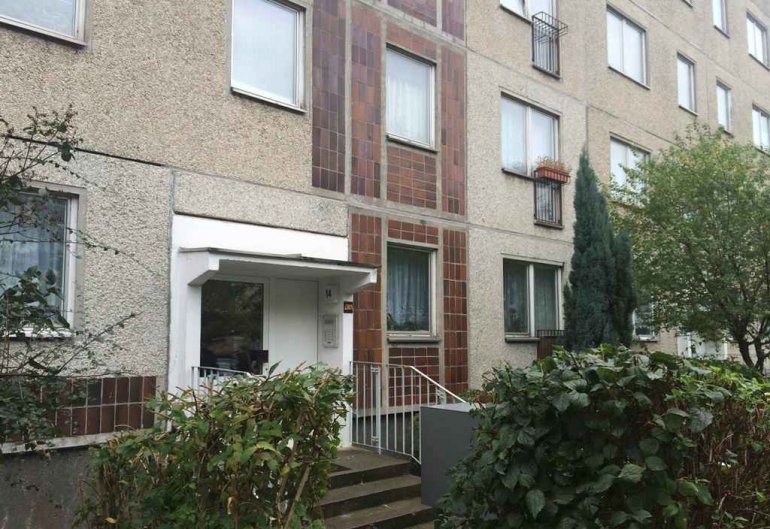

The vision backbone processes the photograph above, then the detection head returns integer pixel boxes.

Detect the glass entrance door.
[200,279,268,374]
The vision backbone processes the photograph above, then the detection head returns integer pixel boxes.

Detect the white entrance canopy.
[178,247,378,293]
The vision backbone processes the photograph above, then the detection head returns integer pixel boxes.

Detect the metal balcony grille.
[534,178,563,227]
[536,329,565,359]
[531,12,568,77]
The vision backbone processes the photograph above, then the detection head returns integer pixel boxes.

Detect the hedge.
[439,347,770,529]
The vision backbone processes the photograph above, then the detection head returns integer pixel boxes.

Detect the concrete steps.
[323,448,434,529]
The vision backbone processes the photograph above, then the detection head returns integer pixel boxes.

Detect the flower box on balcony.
[534,164,571,183]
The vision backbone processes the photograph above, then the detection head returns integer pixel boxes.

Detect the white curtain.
[534,267,557,331]
[387,49,432,145]
[232,0,298,104]
[606,10,624,72]
[716,85,731,129]
[0,195,67,307]
[387,247,430,331]
[531,109,556,163]
[0,0,77,36]
[623,19,645,82]
[504,261,528,333]
[677,57,694,110]
[501,98,527,174]
[500,0,525,16]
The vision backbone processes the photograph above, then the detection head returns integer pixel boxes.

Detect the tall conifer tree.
[564,152,635,349]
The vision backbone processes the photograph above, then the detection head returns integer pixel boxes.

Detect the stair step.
[319,475,422,518]
[330,449,412,489]
[324,497,434,529]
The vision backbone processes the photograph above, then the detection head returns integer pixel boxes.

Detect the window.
[500,0,554,19]
[716,82,732,131]
[712,0,728,33]
[610,138,649,191]
[231,0,304,108]
[387,245,433,333]
[0,191,77,322]
[386,48,435,147]
[677,55,696,112]
[201,280,267,373]
[504,260,560,337]
[633,303,657,341]
[0,0,86,41]
[747,14,768,65]
[753,106,770,151]
[501,96,558,175]
[606,8,647,84]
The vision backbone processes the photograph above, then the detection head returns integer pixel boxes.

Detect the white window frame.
[500,0,556,19]
[712,0,728,34]
[385,47,436,149]
[386,243,437,339]
[716,82,732,132]
[501,95,560,176]
[747,13,769,66]
[610,137,649,193]
[230,0,306,110]
[677,54,697,113]
[0,0,87,44]
[503,259,562,339]
[753,106,770,151]
[5,191,79,335]
[606,7,648,85]
[632,303,658,342]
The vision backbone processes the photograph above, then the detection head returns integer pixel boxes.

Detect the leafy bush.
[439,347,770,529]
[76,366,352,529]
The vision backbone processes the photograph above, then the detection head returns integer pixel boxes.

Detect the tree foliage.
[76,366,352,529]
[0,108,133,450]
[616,128,770,370]
[564,152,636,350]
[439,347,770,529]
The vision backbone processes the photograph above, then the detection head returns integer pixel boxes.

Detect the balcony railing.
[531,12,568,77]
[536,329,565,359]
[534,177,563,227]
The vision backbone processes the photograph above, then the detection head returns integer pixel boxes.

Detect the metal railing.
[534,178,563,227]
[351,361,466,464]
[531,12,568,77]
[190,366,253,392]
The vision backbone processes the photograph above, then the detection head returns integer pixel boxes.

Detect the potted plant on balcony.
[534,158,572,183]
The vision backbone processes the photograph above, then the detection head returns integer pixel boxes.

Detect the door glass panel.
[201,280,267,374]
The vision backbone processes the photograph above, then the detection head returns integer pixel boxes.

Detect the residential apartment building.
[0,0,769,524]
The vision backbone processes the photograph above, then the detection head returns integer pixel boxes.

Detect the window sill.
[532,64,561,80]
[718,126,733,137]
[7,327,74,341]
[386,134,438,154]
[499,5,532,24]
[714,25,730,38]
[608,66,650,90]
[230,86,307,114]
[749,54,770,71]
[502,167,534,180]
[678,105,698,117]
[635,336,659,343]
[534,219,564,230]
[387,334,441,344]
[505,335,540,343]
[0,17,86,47]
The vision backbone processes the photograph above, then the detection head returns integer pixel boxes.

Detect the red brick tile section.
[388,0,437,26]
[387,23,437,60]
[387,145,438,209]
[312,0,346,192]
[387,219,439,245]
[441,46,466,215]
[351,214,383,363]
[54,375,157,438]
[351,5,382,198]
[443,229,468,393]
[442,0,465,40]
[389,347,440,406]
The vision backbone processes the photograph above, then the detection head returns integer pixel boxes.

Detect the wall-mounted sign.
[343,301,354,313]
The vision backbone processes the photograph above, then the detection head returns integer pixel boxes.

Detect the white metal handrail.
[190,366,253,392]
[351,361,467,464]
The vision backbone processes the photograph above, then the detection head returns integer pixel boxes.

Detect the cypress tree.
[564,151,635,350]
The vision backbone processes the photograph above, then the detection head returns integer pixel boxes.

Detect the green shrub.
[439,347,770,529]
[76,366,352,529]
